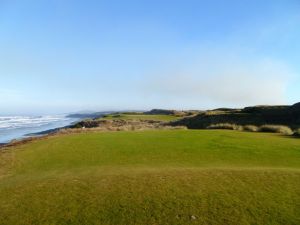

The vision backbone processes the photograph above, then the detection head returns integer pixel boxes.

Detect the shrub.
[243,125,259,132]
[259,125,293,135]
[207,123,243,131]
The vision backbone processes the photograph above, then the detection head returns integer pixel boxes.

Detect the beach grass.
[0,130,299,225]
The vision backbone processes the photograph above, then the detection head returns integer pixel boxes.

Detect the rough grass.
[102,113,178,121]
[0,130,300,225]
[207,123,243,131]
[208,123,293,135]
[259,125,293,135]
[243,125,259,132]
[294,128,300,136]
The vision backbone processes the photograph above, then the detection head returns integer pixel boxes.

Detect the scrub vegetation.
[102,113,179,121]
[207,123,294,135]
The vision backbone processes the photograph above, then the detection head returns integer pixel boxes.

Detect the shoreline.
[0,119,81,148]
[0,125,71,149]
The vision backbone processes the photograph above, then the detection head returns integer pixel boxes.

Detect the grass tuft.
[205,123,294,136]
[293,128,300,137]
[207,123,243,131]
[243,125,259,132]
[259,125,293,135]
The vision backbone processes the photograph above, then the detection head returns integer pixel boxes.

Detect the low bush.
[259,125,293,135]
[207,123,243,131]
[243,125,259,132]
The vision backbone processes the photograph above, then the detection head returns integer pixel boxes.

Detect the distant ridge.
[66,111,115,119]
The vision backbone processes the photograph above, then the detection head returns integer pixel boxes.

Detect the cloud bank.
[141,50,293,109]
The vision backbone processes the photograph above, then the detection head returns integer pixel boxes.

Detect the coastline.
[0,112,111,148]
[0,118,81,148]
[0,124,71,149]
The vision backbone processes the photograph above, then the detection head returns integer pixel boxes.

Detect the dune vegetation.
[0,129,299,225]
[206,123,295,135]
[101,113,179,121]
[293,128,300,137]
[172,103,300,129]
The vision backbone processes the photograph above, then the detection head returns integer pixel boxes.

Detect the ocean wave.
[0,115,69,130]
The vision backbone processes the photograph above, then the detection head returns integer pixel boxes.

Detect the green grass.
[0,130,300,225]
[102,113,178,121]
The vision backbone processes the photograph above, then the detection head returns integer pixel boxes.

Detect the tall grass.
[294,128,300,137]
[207,123,243,131]
[259,125,293,135]
[207,124,293,135]
[243,125,259,132]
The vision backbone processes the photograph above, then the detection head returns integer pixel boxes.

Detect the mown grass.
[102,113,178,121]
[0,130,300,225]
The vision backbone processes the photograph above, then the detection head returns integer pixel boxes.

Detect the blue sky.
[0,0,299,114]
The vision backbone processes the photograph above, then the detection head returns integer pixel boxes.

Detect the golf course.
[2,1,300,224]
[0,129,299,225]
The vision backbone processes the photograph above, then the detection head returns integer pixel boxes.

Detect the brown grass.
[243,125,259,132]
[207,123,243,131]
[206,123,294,136]
[294,128,300,137]
[259,125,293,135]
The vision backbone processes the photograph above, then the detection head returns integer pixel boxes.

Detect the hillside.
[172,102,300,129]
[70,113,181,130]
[67,103,300,135]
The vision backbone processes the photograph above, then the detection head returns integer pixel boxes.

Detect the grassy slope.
[102,113,178,121]
[0,130,300,225]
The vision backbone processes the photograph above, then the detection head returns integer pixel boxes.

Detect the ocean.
[0,115,79,144]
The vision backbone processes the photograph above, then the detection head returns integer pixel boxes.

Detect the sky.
[0,0,299,115]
